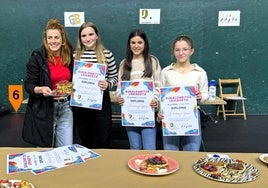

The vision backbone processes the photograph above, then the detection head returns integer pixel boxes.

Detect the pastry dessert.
[221,160,246,178]
[139,154,169,173]
[19,180,32,188]
[197,158,246,179]
[200,159,224,173]
[55,80,73,95]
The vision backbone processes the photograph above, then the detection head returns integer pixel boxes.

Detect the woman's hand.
[98,80,108,90]
[34,86,52,97]
[117,97,125,106]
[195,88,202,100]
[157,111,164,123]
[150,99,158,109]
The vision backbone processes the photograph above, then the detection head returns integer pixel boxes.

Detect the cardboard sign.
[8,85,23,112]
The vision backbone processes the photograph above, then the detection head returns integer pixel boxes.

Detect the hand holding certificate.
[160,86,200,136]
[120,81,155,127]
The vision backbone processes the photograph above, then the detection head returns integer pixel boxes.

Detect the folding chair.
[217,78,247,120]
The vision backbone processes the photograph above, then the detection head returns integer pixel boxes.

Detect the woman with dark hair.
[23,18,74,147]
[116,29,161,150]
[73,22,118,149]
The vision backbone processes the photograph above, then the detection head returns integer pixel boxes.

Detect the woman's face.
[46,29,62,56]
[80,27,98,50]
[130,36,145,57]
[173,40,194,63]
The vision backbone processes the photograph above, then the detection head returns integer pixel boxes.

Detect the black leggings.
[73,91,112,149]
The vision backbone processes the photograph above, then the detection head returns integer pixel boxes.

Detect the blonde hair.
[43,18,72,66]
[74,22,107,64]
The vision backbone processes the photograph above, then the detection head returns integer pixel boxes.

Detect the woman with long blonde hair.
[73,22,118,148]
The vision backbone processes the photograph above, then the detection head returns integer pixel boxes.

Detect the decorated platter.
[0,179,35,188]
[259,154,268,164]
[128,154,179,176]
[193,157,259,183]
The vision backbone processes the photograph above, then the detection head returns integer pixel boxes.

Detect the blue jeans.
[162,134,201,151]
[126,126,157,150]
[53,101,73,147]
[162,111,201,151]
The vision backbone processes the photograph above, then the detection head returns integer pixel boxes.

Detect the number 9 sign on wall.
[8,85,23,112]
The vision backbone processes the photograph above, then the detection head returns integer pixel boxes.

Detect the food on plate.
[226,162,245,171]
[196,158,248,180]
[194,158,259,183]
[263,156,268,162]
[200,163,218,172]
[137,154,169,173]
[128,154,179,176]
[19,180,32,188]
[221,160,246,178]
[207,160,225,166]
[55,80,73,95]
[200,159,225,173]
[0,179,10,187]
[0,179,33,188]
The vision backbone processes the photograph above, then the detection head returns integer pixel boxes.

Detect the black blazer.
[22,46,73,147]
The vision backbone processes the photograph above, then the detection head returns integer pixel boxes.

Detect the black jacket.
[22,46,73,147]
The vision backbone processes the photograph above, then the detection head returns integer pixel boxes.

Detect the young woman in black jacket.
[23,19,74,147]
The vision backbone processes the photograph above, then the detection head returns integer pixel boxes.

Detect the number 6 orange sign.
[8,85,23,112]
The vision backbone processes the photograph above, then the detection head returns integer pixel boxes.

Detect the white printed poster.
[160,86,199,136]
[70,60,106,110]
[120,81,155,127]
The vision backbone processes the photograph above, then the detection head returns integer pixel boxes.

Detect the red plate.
[128,154,179,176]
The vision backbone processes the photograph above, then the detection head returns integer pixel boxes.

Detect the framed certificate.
[160,86,199,136]
[120,81,155,127]
[70,60,106,110]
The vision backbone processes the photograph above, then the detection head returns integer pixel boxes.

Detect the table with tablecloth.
[0,148,267,188]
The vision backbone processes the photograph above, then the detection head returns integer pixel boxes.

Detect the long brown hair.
[121,29,153,80]
[42,18,72,66]
[74,22,107,64]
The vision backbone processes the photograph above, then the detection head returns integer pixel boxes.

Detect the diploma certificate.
[120,81,155,127]
[7,144,101,175]
[70,60,106,110]
[160,86,199,136]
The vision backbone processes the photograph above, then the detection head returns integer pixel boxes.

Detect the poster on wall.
[218,10,240,27]
[64,12,85,27]
[139,9,161,24]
